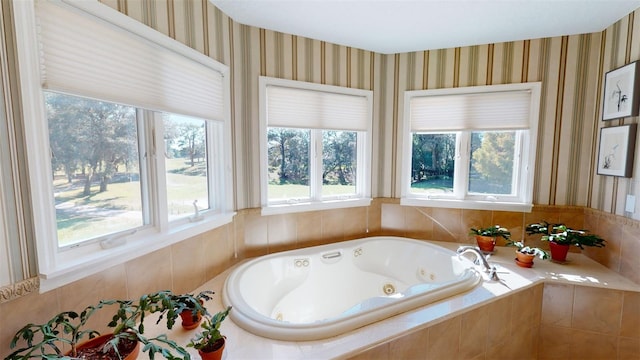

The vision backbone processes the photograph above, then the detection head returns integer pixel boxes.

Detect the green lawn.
[54,157,208,246]
[268,184,356,199]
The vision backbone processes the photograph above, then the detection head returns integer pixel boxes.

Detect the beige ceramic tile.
[171,234,208,294]
[572,286,623,335]
[388,327,428,359]
[511,285,542,328]
[462,209,492,232]
[492,210,525,244]
[343,206,369,240]
[296,210,323,247]
[486,295,512,347]
[432,207,463,242]
[243,211,269,257]
[459,304,489,359]
[588,215,622,272]
[203,225,235,280]
[620,225,640,285]
[557,208,585,230]
[1,289,60,358]
[620,291,640,339]
[380,203,405,236]
[125,247,173,299]
[537,325,572,360]
[427,317,461,359]
[267,213,298,252]
[618,337,640,360]
[541,283,574,327]
[569,329,617,359]
[58,264,128,334]
[322,208,346,242]
[348,343,389,360]
[404,206,434,240]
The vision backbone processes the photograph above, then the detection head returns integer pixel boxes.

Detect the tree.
[267,128,309,185]
[322,131,356,185]
[46,92,138,195]
[471,131,515,192]
[411,133,456,182]
[175,122,205,167]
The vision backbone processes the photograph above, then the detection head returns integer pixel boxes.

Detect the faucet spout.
[456,245,493,273]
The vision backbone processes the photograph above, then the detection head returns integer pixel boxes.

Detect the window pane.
[46,92,143,246]
[267,128,310,201]
[469,131,516,195]
[410,133,456,194]
[163,114,209,221]
[322,131,357,196]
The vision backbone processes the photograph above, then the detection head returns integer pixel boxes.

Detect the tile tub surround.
[143,240,638,360]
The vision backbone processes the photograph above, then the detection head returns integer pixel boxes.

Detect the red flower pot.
[180,299,205,330]
[549,241,570,262]
[198,338,226,360]
[67,333,140,360]
[475,235,496,253]
[514,251,535,268]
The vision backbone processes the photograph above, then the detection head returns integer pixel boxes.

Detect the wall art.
[597,124,637,177]
[602,61,640,120]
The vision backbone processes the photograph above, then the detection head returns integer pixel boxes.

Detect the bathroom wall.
[96,0,640,214]
[1,0,640,357]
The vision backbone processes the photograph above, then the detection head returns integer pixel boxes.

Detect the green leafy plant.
[172,290,214,325]
[7,290,214,360]
[507,240,549,259]
[187,306,232,353]
[526,221,605,249]
[469,225,511,240]
[8,304,104,359]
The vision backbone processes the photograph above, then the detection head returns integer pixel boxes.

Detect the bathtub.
[222,236,482,341]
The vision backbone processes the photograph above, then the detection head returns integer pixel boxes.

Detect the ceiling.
[209,0,640,54]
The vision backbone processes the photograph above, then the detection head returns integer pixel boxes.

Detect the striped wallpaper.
[101,0,640,219]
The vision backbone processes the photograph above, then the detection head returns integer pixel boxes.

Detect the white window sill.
[400,197,532,212]
[262,198,372,216]
[38,212,236,292]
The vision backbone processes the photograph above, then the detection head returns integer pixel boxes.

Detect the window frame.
[401,83,541,212]
[13,0,235,291]
[259,76,373,215]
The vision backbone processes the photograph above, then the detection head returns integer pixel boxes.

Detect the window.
[401,83,541,211]
[14,0,233,290]
[259,77,373,214]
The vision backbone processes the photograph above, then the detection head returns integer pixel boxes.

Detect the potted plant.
[526,221,605,262]
[7,290,211,360]
[174,290,214,330]
[507,240,549,268]
[469,225,511,253]
[188,306,232,360]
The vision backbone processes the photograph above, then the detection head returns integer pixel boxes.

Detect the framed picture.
[602,61,640,120]
[597,124,637,177]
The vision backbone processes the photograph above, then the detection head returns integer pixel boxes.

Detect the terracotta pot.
[198,338,226,360]
[514,251,535,268]
[180,300,205,330]
[475,235,496,253]
[549,241,570,262]
[68,333,140,360]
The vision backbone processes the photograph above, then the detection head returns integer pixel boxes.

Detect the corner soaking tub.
[222,236,482,341]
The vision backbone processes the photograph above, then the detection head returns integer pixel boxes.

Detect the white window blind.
[266,85,370,131]
[35,0,225,121]
[410,90,532,131]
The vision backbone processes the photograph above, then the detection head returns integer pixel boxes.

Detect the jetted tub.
[222,236,482,341]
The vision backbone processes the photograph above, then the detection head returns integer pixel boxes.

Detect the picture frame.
[602,61,640,120]
[597,124,637,177]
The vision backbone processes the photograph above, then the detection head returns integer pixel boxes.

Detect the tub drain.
[382,283,396,295]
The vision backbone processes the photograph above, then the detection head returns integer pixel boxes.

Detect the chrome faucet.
[456,245,500,281]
